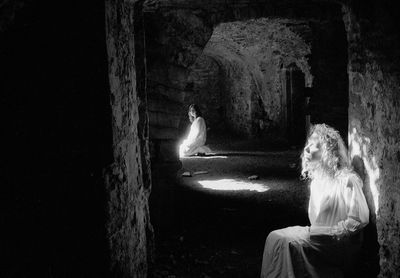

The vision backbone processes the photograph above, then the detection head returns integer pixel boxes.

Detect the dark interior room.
[2,0,399,277]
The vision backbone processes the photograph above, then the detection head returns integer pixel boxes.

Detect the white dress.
[260,171,369,278]
[179,117,211,157]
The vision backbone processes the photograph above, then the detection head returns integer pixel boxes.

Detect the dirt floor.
[150,138,310,278]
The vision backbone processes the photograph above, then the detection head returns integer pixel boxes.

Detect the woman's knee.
[266,229,290,246]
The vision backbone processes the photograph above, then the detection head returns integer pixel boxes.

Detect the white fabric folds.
[261,171,369,278]
[179,117,211,157]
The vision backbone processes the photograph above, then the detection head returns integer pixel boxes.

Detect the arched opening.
[180,18,313,150]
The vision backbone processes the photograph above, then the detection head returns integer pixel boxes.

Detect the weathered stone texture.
[180,54,223,133]
[345,2,400,277]
[223,55,255,136]
[143,9,212,232]
[144,8,213,166]
[180,18,312,138]
[214,19,312,137]
[105,1,152,277]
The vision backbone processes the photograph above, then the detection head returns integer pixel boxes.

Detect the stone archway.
[181,18,313,140]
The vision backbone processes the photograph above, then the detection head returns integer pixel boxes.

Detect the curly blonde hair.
[301,124,350,179]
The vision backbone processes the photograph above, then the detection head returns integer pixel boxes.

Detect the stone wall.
[182,45,265,138]
[180,54,223,135]
[187,44,266,137]
[309,16,349,139]
[344,1,400,276]
[222,53,255,136]
[143,7,213,232]
[144,7,212,154]
[105,1,153,277]
[181,18,312,138]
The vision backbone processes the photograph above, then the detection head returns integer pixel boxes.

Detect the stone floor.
[150,141,310,277]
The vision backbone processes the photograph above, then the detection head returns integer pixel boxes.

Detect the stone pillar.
[105,1,152,277]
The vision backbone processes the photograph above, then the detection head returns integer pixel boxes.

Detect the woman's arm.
[310,174,369,241]
[332,174,369,239]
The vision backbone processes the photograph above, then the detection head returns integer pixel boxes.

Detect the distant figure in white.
[179,104,211,158]
[260,124,370,278]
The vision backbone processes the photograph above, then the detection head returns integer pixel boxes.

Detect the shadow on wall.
[349,127,380,276]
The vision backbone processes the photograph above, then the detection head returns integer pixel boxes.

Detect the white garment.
[179,117,210,157]
[260,171,369,278]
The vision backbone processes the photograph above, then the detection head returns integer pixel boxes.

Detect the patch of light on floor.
[182,154,228,159]
[198,178,269,192]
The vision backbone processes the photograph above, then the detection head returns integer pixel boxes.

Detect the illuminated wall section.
[345,3,400,276]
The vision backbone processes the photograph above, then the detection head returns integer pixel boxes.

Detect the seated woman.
[260,124,369,278]
[179,104,211,158]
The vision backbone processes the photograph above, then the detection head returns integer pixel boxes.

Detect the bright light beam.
[198,178,270,192]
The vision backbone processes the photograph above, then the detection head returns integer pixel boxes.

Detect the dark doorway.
[286,64,306,147]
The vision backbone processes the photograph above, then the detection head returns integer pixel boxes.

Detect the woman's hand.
[309,225,336,242]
